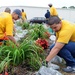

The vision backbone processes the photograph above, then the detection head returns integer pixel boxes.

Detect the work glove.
[42,60,48,67]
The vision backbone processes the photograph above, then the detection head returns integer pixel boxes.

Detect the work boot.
[62,66,75,73]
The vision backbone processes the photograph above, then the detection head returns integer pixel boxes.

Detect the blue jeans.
[50,41,75,67]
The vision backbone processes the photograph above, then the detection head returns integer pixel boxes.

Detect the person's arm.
[46,42,65,62]
[25,15,27,19]
[7,35,19,47]
[13,25,16,33]
[13,25,16,36]
[25,13,27,19]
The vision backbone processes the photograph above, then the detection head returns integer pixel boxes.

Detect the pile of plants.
[0,37,45,74]
[15,21,30,29]
[21,22,30,29]
[0,23,51,74]
[27,24,50,40]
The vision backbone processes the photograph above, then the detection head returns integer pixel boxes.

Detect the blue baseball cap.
[13,9,22,18]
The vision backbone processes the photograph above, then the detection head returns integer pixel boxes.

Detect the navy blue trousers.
[50,42,75,67]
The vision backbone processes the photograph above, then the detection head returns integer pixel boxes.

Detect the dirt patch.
[8,63,75,75]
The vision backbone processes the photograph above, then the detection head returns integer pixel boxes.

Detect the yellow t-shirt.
[0,12,13,39]
[50,6,58,16]
[56,20,75,44]
[22,12,27,20]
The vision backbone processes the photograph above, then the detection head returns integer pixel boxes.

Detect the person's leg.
[64,42,75,58]
[49,43,55,51]
[58,48,75,66]
[58,42,75,66]
[48,43,55,54]
[49,42,75,66]
[49,42,75,72]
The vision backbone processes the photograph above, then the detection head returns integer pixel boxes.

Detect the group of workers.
[0,8,27,46]
[0,4,75,73]
[45,3,58,20]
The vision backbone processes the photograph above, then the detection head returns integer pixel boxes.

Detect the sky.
[0,0,75,8]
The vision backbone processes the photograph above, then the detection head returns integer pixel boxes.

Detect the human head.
[5,7,11,13]
[22,9,24,12]
[46,16,62,32]
[48,3,52,7]
[47,10,49,12]
[12,9,22,20]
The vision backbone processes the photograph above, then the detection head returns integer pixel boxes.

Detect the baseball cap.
[13,9,22,18]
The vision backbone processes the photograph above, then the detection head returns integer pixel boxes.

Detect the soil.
[8,66,36,75]
[8,61,75,75]
[8,60,75,75]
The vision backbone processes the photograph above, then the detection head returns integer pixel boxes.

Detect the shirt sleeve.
[57,29,73,44]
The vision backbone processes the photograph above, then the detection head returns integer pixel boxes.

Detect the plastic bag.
[50,56,62,64]
[36,66,62,75]
[48,63,60,70]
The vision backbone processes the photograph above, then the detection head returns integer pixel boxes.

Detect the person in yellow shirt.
[0,9,22,46]
[21,9,27,22]
[4,7,16,36]
[48,3,58,16]
[42,16,75,73]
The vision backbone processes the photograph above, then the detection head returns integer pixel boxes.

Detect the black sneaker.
[62,66,75,73]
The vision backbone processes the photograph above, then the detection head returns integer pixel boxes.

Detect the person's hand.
[42,60,48,67]
[16,43,19,47]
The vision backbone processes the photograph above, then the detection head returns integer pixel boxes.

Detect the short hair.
[22,9,24,12]
[47,10,49,12]
[5,7,11,13]
[48,3,52,7]
[47,16,61,25]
